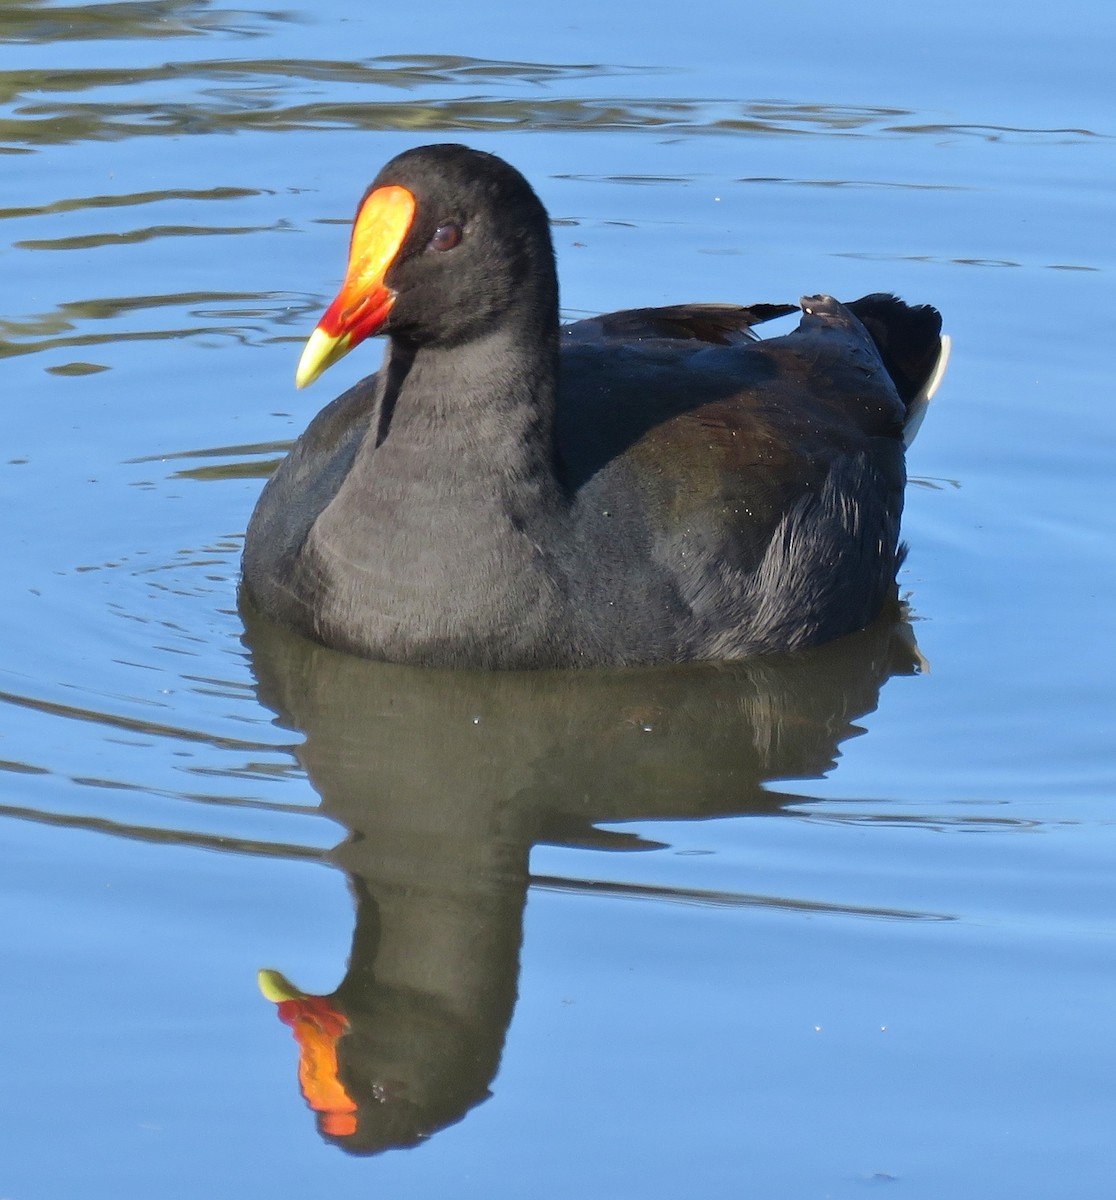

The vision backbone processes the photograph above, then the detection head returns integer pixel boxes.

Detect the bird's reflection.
[242,601,921,1154]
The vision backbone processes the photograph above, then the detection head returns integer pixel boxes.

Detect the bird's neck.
[294,313,572,665]
[375,318,563,503]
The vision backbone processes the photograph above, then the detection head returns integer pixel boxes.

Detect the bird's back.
[554,294,943,659]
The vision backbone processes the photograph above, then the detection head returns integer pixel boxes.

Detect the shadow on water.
[241,600,925,1154]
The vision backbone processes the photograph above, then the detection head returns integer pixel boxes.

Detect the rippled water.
[2,1,1115,1196]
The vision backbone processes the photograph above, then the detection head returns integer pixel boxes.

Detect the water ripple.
[0,0,292,44]
[4,52,1103,150]
[0,185,262,221]
[0,290,312,359]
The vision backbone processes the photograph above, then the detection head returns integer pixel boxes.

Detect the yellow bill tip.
[258,968,306,1003]
[295,326,351,390]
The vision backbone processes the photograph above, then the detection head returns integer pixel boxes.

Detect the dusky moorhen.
[242,144,948,669]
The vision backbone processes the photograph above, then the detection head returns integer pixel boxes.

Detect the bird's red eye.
[428,222,462,252]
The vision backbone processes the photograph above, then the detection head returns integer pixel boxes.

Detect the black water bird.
[242,144,949,668]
